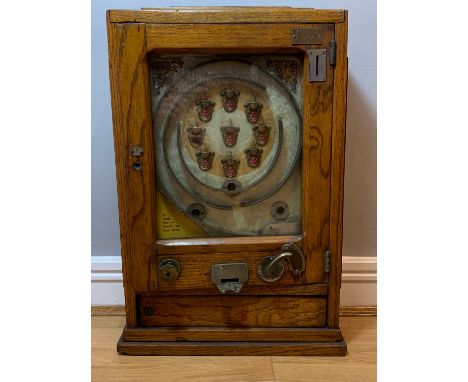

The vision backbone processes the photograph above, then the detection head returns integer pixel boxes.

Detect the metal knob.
[158,259,181,282]
[257,243,305,282]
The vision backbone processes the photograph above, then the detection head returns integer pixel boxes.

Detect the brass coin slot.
[211,263,249,294]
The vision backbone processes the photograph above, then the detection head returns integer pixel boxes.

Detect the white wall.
[91,0,377,262]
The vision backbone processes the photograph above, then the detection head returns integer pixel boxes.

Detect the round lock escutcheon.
[158,259,181,282]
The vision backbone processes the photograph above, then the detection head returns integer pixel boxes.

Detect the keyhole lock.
[307,48,327,82]
[257,243,305,282]
[132,161,143,171]
[158,259,181,282]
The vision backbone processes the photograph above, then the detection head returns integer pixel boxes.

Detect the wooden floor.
[92,316,376,381]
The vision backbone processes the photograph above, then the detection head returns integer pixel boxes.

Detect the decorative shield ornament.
[195,151,215,171]
[220,87,240,112]
[243,98,263,124]
[220,120,240,147]
[195,98,215,122]
[244,147,263,168]
[221,154,240,178]
[186,126,206,148]
[252,123,271,146]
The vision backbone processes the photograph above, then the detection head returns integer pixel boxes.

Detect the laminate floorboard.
[92,316,376,381]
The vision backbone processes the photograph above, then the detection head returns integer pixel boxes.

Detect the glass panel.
[150,55,303,238]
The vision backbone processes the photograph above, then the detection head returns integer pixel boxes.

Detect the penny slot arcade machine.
[107,7,348,355]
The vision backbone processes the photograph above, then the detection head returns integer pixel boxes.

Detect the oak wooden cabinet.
[107,7,348,356]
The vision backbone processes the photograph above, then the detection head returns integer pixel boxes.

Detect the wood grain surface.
[107,21,159,326]
[328,14,348,328]
[146,283,328,296]
[146,23,317,51]
[108,8,345,24]
[117,337,346,356]
[138,295,327,327]
[123,326,343,342]
[107,22,148,326]
[301,24,335,283]
[92,304,377,317]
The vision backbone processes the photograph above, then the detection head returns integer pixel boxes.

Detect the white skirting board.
[91,256,377,306]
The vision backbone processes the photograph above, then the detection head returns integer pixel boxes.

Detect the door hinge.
[324,250,331,273]
[329,40,337,67]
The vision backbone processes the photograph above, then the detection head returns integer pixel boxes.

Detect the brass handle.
[257,243,305,282]
[267,252,292,274]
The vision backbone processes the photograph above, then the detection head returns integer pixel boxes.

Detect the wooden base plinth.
[117,333,347,356]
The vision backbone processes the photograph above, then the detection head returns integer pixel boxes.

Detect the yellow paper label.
[156,192,205,239]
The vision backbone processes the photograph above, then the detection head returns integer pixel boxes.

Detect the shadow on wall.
[342,71,377,257]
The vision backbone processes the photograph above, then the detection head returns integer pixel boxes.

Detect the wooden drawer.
[157,252,302,292]
[138,295,327,328]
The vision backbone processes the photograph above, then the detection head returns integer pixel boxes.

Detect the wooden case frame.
[107,7,348,356]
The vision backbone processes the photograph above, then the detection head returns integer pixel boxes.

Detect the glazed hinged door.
[149,26,335,291]
[149,53,306,293]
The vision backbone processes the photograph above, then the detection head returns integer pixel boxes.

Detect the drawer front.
[138,295,327,328]
[157,252,302,292]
